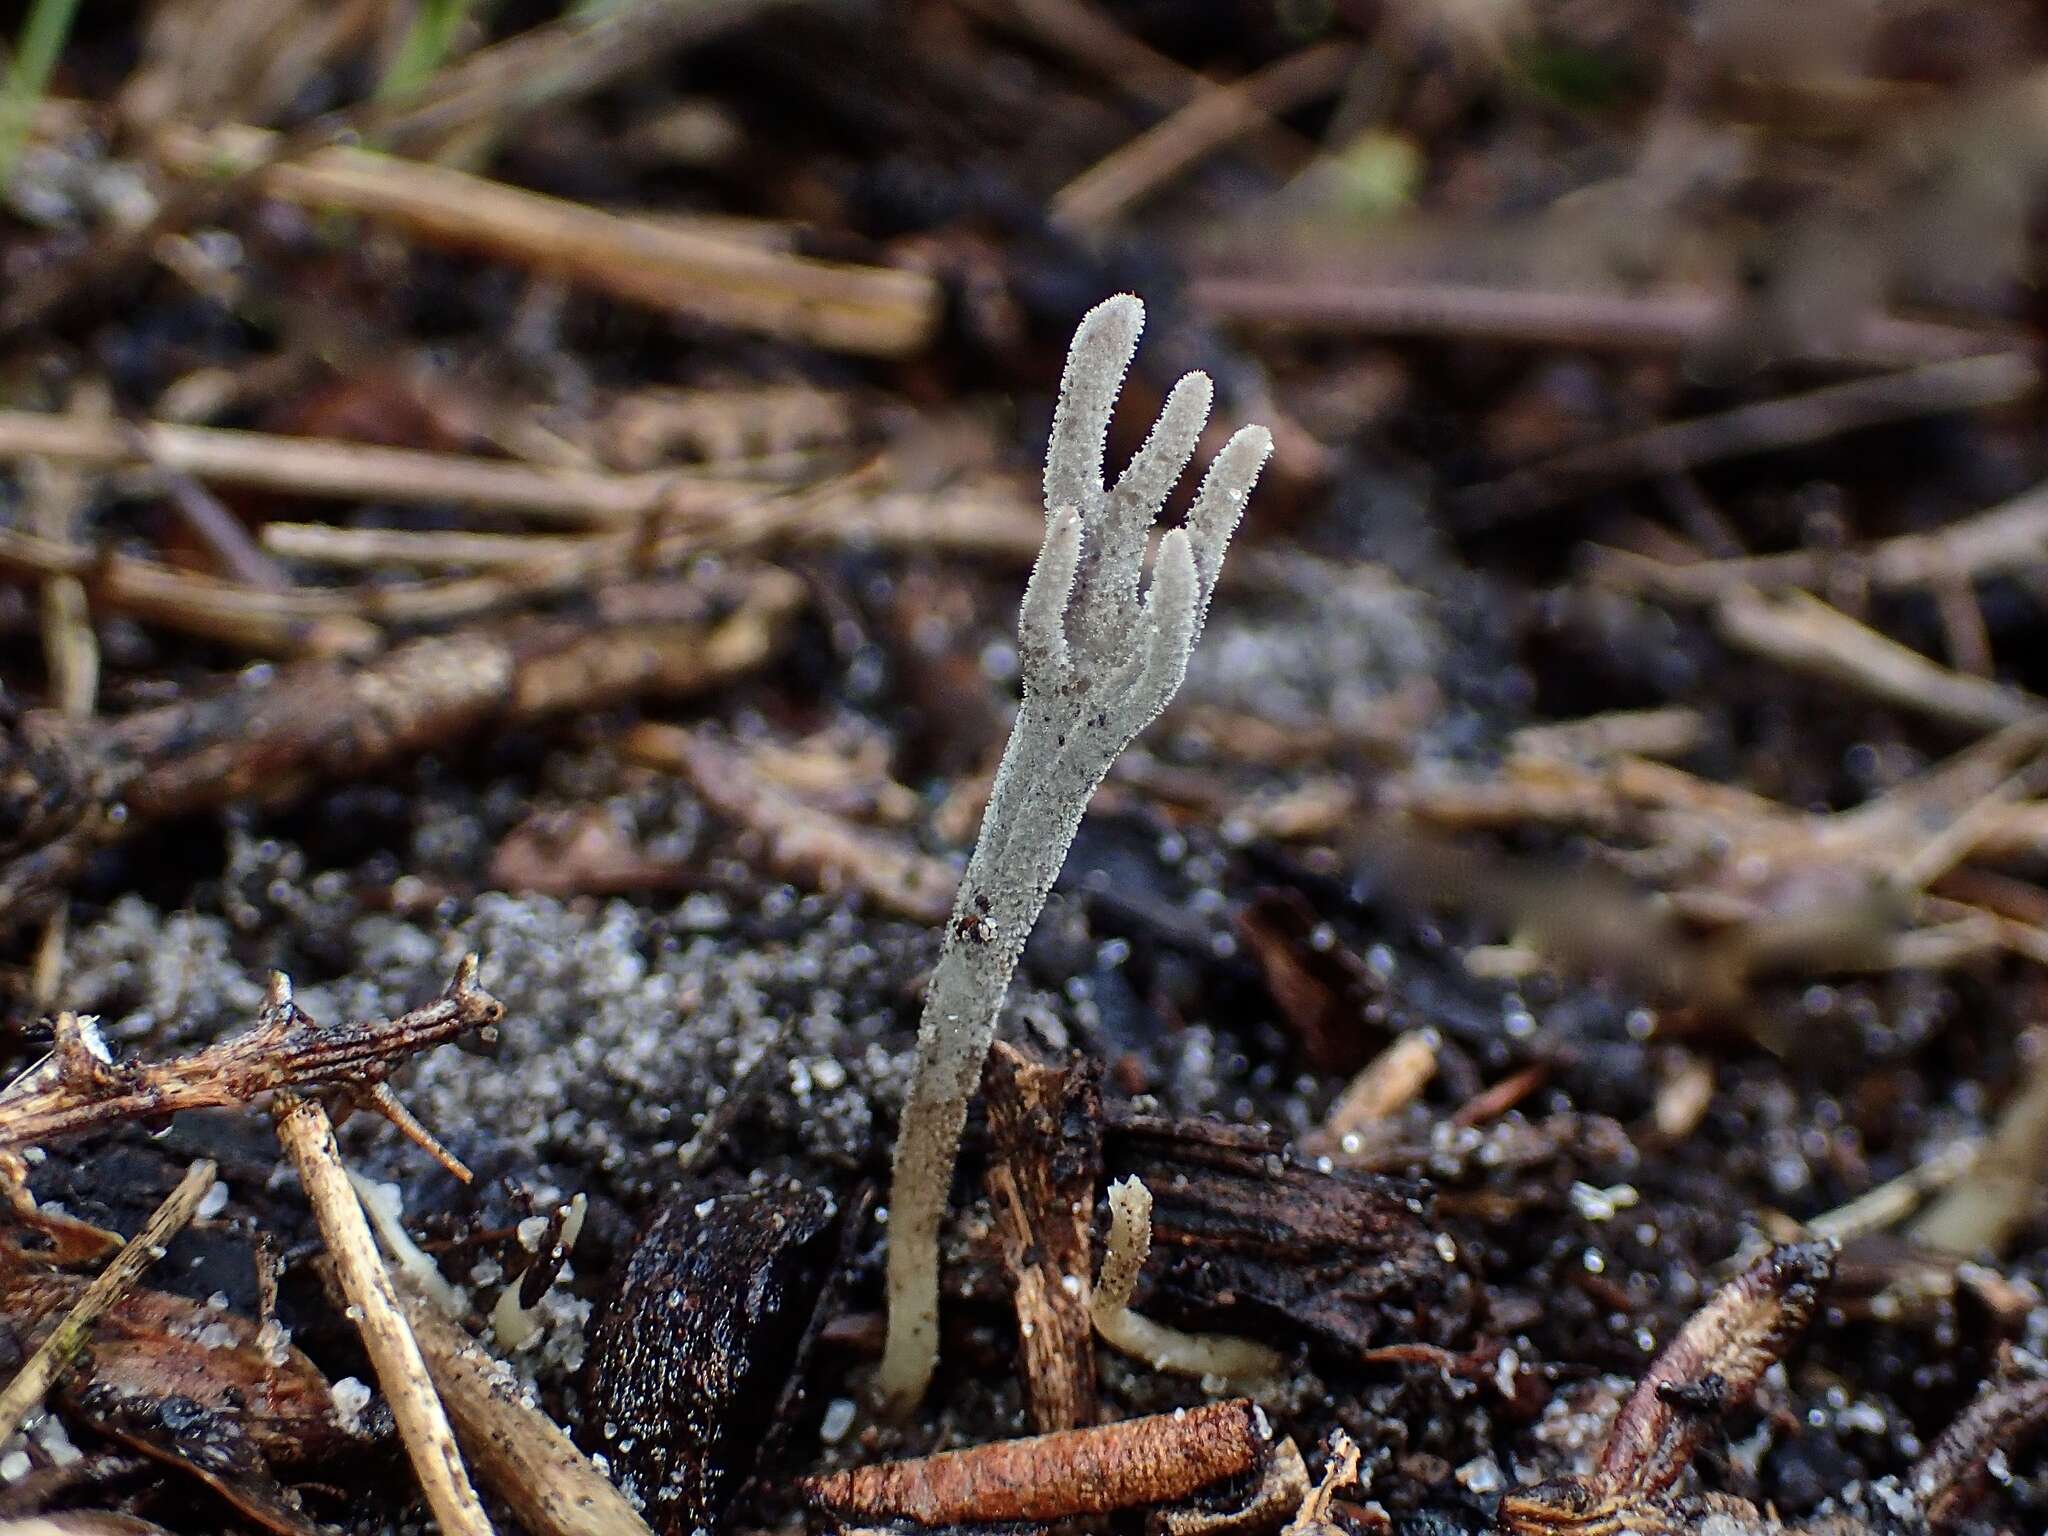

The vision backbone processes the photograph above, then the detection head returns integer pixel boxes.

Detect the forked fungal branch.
[1092,1175,1284,1389]
[876,294,1272,1413]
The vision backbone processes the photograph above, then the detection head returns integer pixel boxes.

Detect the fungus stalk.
[877,294,1273,1413]
[1092,1175,1284,1389]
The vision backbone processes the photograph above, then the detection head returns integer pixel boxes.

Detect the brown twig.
[0,0,794,340]
[1304,1031,1437,1159]
[0,571,802,935]
[1051,42,1356,229]
[0,409,733,524]
[1715,586,2044,733]
[0,959,502,1167]
[0,524,380,657]
[802,1398,1271,1525]
[0,1159,218,1443]
[262,524,589,571]
[624,722,956,922]
[272,1080,492,1536]
[1463,352,2039,524]
[961,0,1312,176]
[1910,1366,2048,1534]
[1910,1036,2048,1258]
[1590,477,2048,604]
[396,1284,653,1536]
[155,124,939,357]
[1192,277,2010,369]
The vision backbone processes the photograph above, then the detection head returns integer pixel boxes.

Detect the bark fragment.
[584,1185,842,1536]
[982,1041,1102,1432]
[803,1398,1272,1526]
[1105,1111,1475,1357]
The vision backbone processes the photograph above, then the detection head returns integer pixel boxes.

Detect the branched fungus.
[876,293,1272,1413]
[1092,1175,1285,1389]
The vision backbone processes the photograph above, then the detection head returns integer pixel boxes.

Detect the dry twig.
[156,124,940,357]
[1464,352,2038,524]
[1715,586,2045,733]
[624,723,957,922]
[0,959,501,1173]
[1052,42,1356,229]
[0,1159,217,1443]
[1495,1243,1834,1533]
[1590,477,2048,604]
[0,0,793,339]
[1911,1036,2048,1258]
[0,572,802,936]
[0,409,740,524]
[1193,277,2008,369]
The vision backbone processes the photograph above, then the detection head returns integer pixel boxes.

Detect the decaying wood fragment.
[0,571,800,938]
[1494,1242,1834,1535]
[1906,1363,2048,1533]
[1092,1176,1285,1388]
[1594,1241,1833,1502]
[1158,1435,1309,1536]
[1106,1112,1473,1358]
[585,1185,842,1536]
[0,959,501,1170]
[624,723,956,922]
[803,1398,1272,1526]
[397,1284,653,1536]
[69,1385,331,1536]
[1279,1430,1360,1536]
[982,1042,1102,1432]
[0,1160,216,1443]
[272,1079,492,1536]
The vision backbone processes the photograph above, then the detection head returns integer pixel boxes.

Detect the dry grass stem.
[1052,41,1355,229]
[0,408,735,524]
[1807,1138,1981,1245]
[156,124,940,356]
[0,0,790,338]
[272,1077,492,1536]
[963,0,1313,175]
[0,1158,217,1443]
[1715,586,2044,733]
[262,523,590,571]
[1193,277,2008,368]
[1911,1039,2048,1258]
[1305,1031,1438,1156]
[396,1284,654,1536]
[1465,352,2038,523]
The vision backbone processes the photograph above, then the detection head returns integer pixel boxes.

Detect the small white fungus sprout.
[876,294,1272,1413]
[1092,1175,1284,1389]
